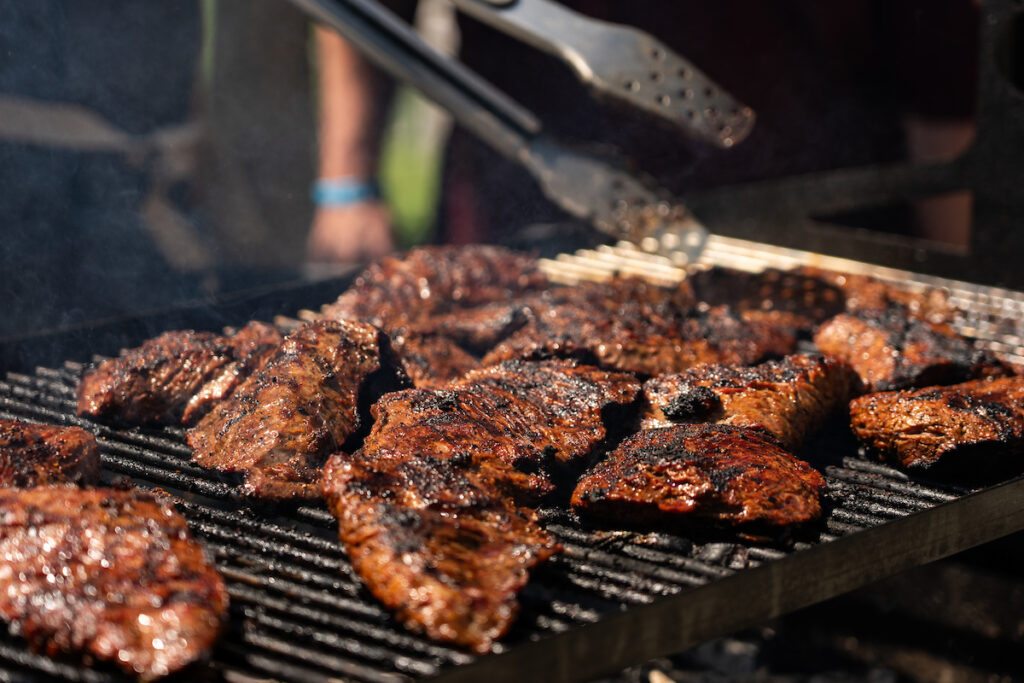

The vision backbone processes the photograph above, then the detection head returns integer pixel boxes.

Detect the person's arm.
[306,27,395,263]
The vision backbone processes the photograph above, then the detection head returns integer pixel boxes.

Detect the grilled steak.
[452,360,642,467]
[77,322,283,426]
[689,267,846,335]
[409,302,532,353]
[363,360,641,499]
[0,420,101,487]
[642,354,855,451]
[323,245,547,350]
[571,424,826,528]
[850,376,1024,471]
[0,488,227,677]
[813,307,1009,393]
[188,320,407,501]
[797,266,955,323]
[322,450,559,653]
[321,359,639,651]
[181,322,284,424]
[538,276,695,311]
[485,299,797,376]
[390,332,481,389]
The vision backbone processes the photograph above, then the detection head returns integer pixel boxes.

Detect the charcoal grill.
[2,241,1024,682]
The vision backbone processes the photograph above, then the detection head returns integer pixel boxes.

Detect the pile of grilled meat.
[7,244,1021,673]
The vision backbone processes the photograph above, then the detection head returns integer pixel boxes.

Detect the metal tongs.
[287,0,755,261]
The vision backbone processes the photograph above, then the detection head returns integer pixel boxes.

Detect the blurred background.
[3,0,1010,339]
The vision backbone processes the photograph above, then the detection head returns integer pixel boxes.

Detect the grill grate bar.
[0,640,120,683]
[227,582,470,666]
[238,604,441,677]
[825,467,961,504]
[216,636,406,683]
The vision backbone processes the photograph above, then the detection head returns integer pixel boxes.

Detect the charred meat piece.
[181,322,284,424]
[796,266,955,324]
[0,420,101,487]
[539,276,695,312]
[485,299,796,377]
[0,488,227,678]
[813,307,1009,393]
[322,451,558,653]
[571,424,826,528]
[409,302,532,353]
[77,322,283,426]
[364,360,641,499]
[390,332,481,389]
[689,267,846,335]
[323,245,548,350]
[454,360,642,467]
[642,354,856,451]
[187,320,408,501]
[368,360,641,472]
[321,359,637,651]
[850,376,1024,472]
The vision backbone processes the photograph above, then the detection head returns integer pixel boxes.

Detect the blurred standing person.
[306,0,980,263]
[305,28,396,264]
[0,1,203,336]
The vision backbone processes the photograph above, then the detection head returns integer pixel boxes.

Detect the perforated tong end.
[455,0,755,148]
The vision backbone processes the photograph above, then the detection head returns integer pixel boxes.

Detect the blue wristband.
[312,178,380,206]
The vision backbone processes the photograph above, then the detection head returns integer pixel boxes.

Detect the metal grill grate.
[2,246,1024,681]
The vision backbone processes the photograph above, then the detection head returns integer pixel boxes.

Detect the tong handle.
[452,0,755,148]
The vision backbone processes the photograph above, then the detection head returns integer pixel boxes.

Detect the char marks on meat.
[0,488,227,678]
[0,420,101,487]
[850,376,1024,471]
[642,354,856,451]
[77,322,284,426]
[181,322,285,424]
[321,360,639,652]
[390,332,481,388]
[361,360,642,501]
[814,306,1009,393]
[322,451,559,652]
[485,294,796,376]
[188,320,408,501]
[689,267,846,335]
[572,424,826,528]
[453,360,642,467]
[796,266,955,323]
[323,245,547,351]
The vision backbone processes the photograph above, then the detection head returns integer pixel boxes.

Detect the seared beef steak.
[689,267,846,335]
[642,354,856,451]
[850,376,1024,471]
[358,360,642,503]
[322,359,638,652]
[322,450,559,653]
[485,301,796,377]
[572,424,826,528]
[188,320,407,501]
[814,307,1008,393]
[796,266,955,323]
[0,420,101,487]
[77,322,283,426]
[181,322,284,424]
[323,245,547,350]
[0,488,227,678]
[390,332,481,389]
